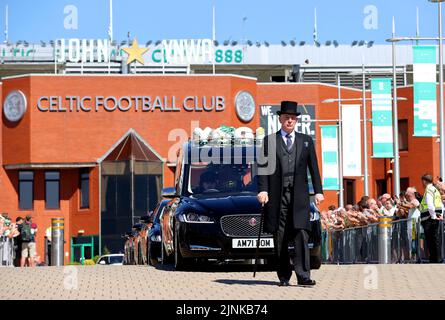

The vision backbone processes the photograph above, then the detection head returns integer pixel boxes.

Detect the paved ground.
[0,263,444,300]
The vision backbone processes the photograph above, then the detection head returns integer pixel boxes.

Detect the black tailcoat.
[258,131,323,233]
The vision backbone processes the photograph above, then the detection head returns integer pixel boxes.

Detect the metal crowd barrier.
[0,236,14,267]
[321,218,445,264]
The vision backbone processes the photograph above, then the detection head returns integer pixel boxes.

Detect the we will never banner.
[413,45,437,137]
[341,105,361,177]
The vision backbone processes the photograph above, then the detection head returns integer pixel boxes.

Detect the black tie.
[286,133,292,151]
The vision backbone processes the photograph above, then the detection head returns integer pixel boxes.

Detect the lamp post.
[429,0,445,180]
[362,64,369,196]
[392,17,401,197]
[337,74,344,208]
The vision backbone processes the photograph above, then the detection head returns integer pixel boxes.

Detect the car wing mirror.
[162,187,177,198]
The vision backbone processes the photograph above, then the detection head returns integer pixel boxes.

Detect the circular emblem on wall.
[3,90,27,122]
[235,91,255,122]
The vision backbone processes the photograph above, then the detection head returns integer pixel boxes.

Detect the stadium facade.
[0,40,441,261]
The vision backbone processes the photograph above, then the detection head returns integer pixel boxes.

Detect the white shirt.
[280,129,295,148]
[381,207,396,217]
[408,199,420,220]
[257,130,298,197]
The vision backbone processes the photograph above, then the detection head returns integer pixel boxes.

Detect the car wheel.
[174,230,192,271]
[141,238,148,265]
[139,243,144,265]
[148,240,157,266]
[131,247,136,265]
[147,240,152,266]
[161,232,170,265]
[136,245,141,265]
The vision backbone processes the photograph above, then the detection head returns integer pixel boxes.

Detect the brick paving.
[0,264,444,300]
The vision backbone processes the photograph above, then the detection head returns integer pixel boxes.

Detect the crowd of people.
[0,213,40,267]
[319,174,445,263]
[320,176,445,231]
[320,190,421,230]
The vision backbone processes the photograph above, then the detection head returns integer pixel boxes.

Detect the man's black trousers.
[273,186,311,282]
[422,218,442,263]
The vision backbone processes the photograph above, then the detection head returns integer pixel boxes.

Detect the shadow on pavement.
[153,262,275,273]
[214,279,278,286]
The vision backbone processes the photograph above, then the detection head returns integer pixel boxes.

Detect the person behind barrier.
[433,177,445,202]
[14,217,24,266]
[419,174,444,263]
[398,191,407,203]
[331,209,345,230]
[0,213,10,235]
[320,211,329,230]
[20,215,37,267]
[377,194,391,213]
[368,198,378,210]
[345,207,361,227]
[321,210,337,230]
[405,187,421,220]
[354,206,368,226]
[405,187,421,259]
[357,199,371,225]
[381,199,397,218]
[365,198,380,223]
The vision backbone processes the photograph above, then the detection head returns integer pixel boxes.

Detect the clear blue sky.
[0,0,441,44]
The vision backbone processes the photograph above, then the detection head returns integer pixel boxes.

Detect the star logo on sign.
[123,38,149,65]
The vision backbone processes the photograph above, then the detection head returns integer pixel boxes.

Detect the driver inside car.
[199,171,218,193]
[216,165,243,192]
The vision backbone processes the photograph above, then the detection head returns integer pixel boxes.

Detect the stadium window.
[400,178,409,193]
[376,179,387,197]
[80,169,90,209]
[45,171,60,210]
[398,119,408,151]
[343,179,356,206]
[18,171,34,210]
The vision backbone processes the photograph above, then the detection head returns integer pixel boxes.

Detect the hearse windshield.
[185,145,258,197]
[188,161,258,197]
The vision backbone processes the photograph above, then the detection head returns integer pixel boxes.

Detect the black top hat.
[276,101,301,116]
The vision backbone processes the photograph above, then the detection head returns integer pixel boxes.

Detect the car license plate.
[232,238,274,248]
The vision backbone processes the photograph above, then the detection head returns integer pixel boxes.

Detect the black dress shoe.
[278,279,290,287]
[297,279,316,287]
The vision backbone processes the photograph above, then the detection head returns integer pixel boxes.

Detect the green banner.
[371,78,394,158]
[413,45,437,137]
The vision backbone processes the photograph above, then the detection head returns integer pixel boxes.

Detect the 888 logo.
[215,49,243,63]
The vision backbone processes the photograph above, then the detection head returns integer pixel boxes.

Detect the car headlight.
[183,213,214,223]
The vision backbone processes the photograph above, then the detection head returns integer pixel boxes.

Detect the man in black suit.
[257,101,324,287]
